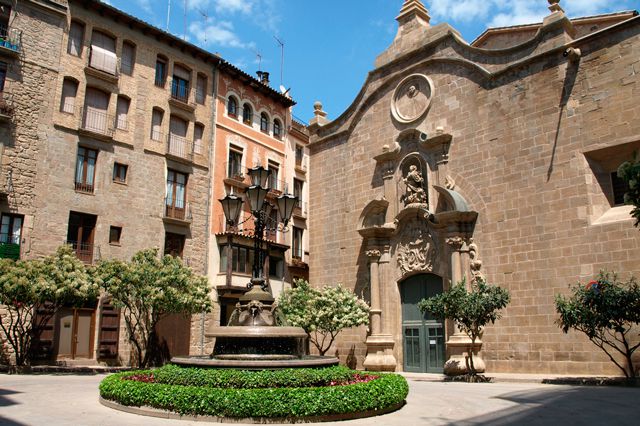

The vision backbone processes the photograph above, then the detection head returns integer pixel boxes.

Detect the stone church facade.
[307,1,640,374]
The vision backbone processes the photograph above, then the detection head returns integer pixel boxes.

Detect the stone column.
[363,248,397,372]
[443,236,485,375]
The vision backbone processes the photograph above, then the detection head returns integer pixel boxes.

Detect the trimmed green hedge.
[152,364,355,388]
[99,368,408,419]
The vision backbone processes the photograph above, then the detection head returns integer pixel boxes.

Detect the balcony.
[164,197,192,225]
[0,242,20,260]
[65,241,100,264]
[0,91,14,122]
[223,162,248,188]
[79,107,115,141]
[85,47,119,84]
[168,79,195,113]
[292,201,308,219]
[266,178,287,197]
[166,133,193,162]
[0,26,21,58]
[74,180,94,194]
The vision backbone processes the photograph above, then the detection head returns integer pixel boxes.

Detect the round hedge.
[99,366,408,419]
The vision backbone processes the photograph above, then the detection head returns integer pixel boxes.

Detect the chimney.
[261,72,270,86]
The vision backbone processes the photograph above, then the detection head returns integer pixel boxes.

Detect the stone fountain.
[172,286,339,369]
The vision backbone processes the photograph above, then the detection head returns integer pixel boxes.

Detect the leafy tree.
[418,278,510,377]
[617,154,640,227]
[95,249,211,368]
[279,280,370,356]
[0,245,98,367]
[556,272,640,379]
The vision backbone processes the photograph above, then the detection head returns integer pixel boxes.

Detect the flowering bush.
[617,153,640,227]
[279,280,370,356]
[0,245,99,367]
[556,272,640,379]
[95,248,212,368]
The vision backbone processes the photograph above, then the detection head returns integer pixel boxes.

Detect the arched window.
[260,112,269,133]
[60,77,78,113]
[273,119,282,139]
[227,96,238,118]
[242,103,253,124]
[155,54,168,87]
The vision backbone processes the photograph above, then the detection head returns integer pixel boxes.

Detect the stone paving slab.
[1,373,639,425]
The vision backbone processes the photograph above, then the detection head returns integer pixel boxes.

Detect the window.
[292,227,303,259]
[82,87,110,134]
[115,96,130,130]
[112,162,128,183]
[268,161,279,190]
[109,226,122,245]
[166,170,188,220]
[60,78,78,114]
[269,256,284,278]
[0,61,6,92]
[196,73,207,104]
[228,145,243,179]
[168,115,189,158]
[260,112,269,133]
[75,147,98,193]
[66,212,97,263]
[155,55,167,87]
[164,232,185,258]
[0,214,23,260]
[193,123,204,155]
[227,96,238,117]
[89,30,117,75]
[293,178,303,202]
[121,41,136,76]
[67,20,85,56]
[273,119,282,139]
[171,64,190,103]
[219,245,254,274]
[242,103,252,124]
[611,171,630,206]
[295,145,304,166]
[151,107,164,141]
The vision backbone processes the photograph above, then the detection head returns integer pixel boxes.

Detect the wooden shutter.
[97,298,120,359]
[31,303,56,361]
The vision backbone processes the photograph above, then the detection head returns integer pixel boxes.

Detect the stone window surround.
[225,91,284,142]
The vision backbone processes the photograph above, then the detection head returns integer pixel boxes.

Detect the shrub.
[100,368,408,419]
[152,364,355,388]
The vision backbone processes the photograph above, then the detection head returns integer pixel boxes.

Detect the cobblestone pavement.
[1,373,639,425]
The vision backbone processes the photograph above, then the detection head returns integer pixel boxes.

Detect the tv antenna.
[166,0,171,31]
[198,8,209,44]
[254,49,263,72]
[274,35,285,86]
[183,0,188,41]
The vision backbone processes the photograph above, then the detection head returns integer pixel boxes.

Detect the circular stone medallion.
[391,74,434,124]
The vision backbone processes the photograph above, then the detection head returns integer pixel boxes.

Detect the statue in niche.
[401,165,427,206]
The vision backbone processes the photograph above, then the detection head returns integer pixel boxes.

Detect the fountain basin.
[171,355,339,369]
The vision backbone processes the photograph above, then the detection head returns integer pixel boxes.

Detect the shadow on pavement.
[0,389,22,407]
[456,386,640,425]
[0,414,28,426]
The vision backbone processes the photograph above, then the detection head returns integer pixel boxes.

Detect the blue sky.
[102,0,640,122]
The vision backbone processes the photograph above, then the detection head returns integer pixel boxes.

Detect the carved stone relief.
[468,239,484,283]
[391,74,434,124]
[397,219,436,276]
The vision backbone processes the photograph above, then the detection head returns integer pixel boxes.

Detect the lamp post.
[219,165,298,292]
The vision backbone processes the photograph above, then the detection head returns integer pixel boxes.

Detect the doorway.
[55,308,95,359]
[400,273,446,373]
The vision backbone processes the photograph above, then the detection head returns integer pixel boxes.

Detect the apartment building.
[209,65,308,328]
[1,0,309,365]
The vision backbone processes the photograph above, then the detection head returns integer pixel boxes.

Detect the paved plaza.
[0,373,639,425]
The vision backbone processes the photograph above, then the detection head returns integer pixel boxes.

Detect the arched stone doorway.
[400,273,445,373]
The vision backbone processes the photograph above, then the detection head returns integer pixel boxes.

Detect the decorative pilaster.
[443,236,485,375]
[363,248,397,371]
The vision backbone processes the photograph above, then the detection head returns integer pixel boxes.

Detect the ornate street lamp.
[219,166,298,292]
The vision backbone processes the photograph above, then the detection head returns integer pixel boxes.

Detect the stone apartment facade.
[307,0,640,375]
[0,0,307,366]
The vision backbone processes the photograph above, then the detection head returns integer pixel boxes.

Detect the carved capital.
[366,249,382,259]
[446,236,464,250]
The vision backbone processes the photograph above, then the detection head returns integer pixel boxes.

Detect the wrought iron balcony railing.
[164,197,192,222]
[79,107,115,137]
[65,240,100,264]
[170,79,192,104]
[167,133,193,161]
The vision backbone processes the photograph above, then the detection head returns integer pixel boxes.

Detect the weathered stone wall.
[309,14,640,374]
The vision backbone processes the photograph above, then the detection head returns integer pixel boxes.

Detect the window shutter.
[196,75,206,104]
[194,124,204,154]
[60,79,78,113]
[97,299,121,359]
[121,42,135,75]
[68,21,84,56]
[90,31,117,75]
[173,65,190,80]
[116,97,129,130]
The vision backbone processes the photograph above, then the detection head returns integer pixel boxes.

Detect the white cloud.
[188,20,254,49]
[214,0,252,14]
[135,0,153,14]
[429,0,493,23]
